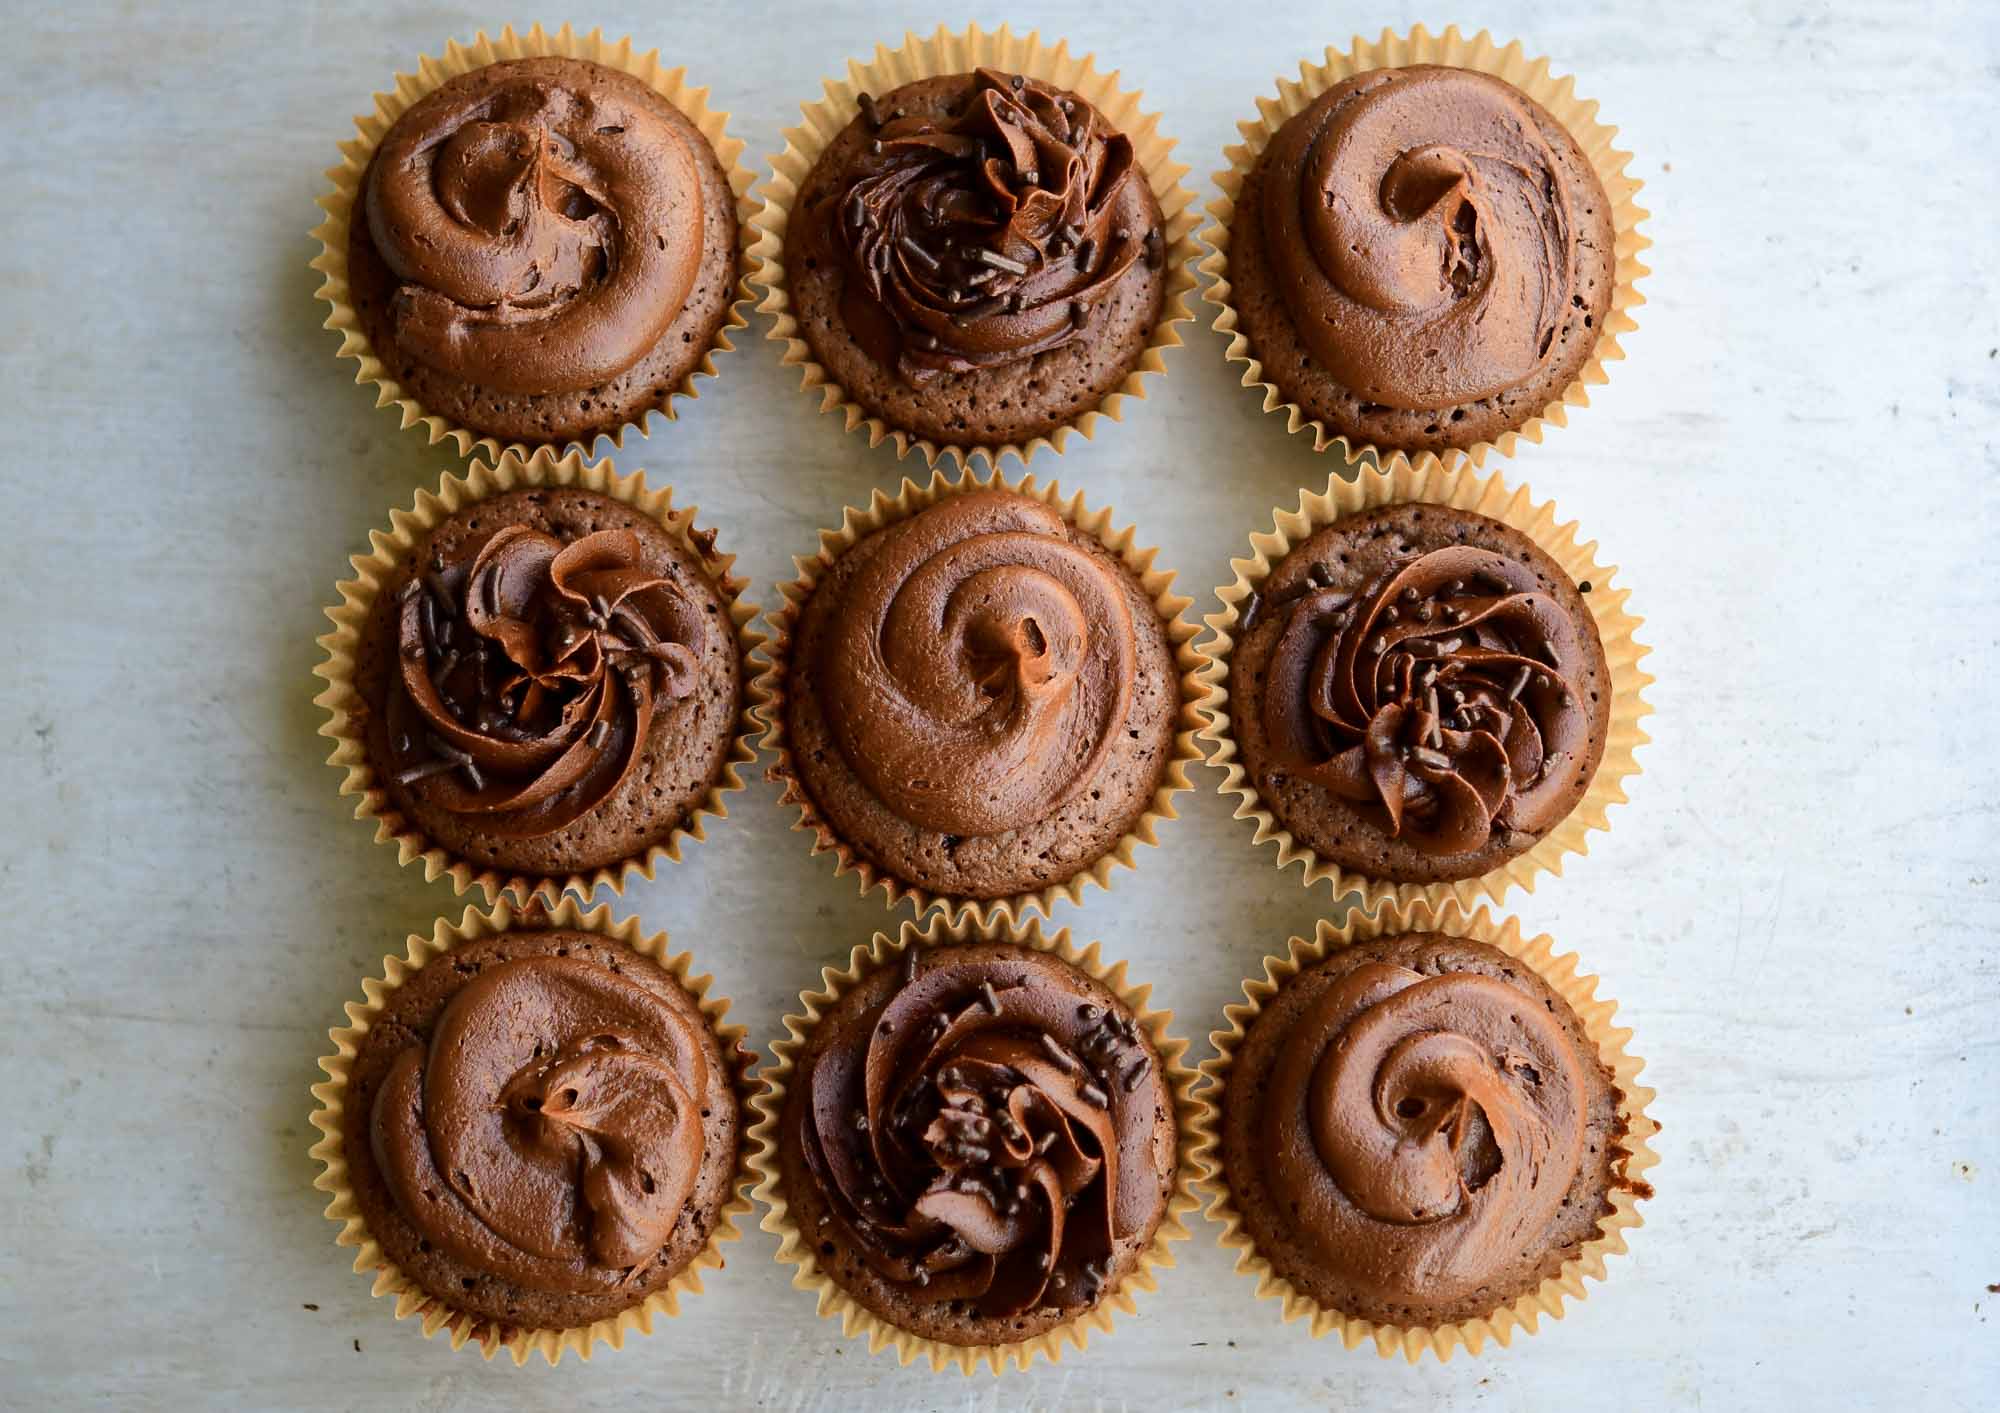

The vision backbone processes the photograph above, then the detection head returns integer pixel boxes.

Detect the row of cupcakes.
[313,22,1647,472]
[312,898,1656,1368]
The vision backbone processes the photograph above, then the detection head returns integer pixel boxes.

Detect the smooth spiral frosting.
[1261,66,1574,410]
[365,57,705,394]
[1260,543,1593,856]
[824,68,1159,383]
[370,954,712,1289]
[1260,947,1589,1304]
[817,490,1134,837]
[385,522,707,838]
[799,948,1161,1317]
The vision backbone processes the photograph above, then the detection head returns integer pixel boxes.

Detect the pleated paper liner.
[1190,897,1658,1362]
[751,22,1200,469]
[1200,24,1651,469]
[756,466,1204,925]
[307,898,757,1364]
[313,447,764,906]
[311,24,756,464]
[1197,459,1651,910]
[746,912,1202,1373]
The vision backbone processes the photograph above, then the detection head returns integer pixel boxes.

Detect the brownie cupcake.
[1195,900,1656,1360]
[762,476,1201,920]
[1204,26,1648,464]
[756,25,1198,465]
[310,901,753,1362]
[316,28,751,458]
[749,916,1198,1371]
[316,451,761,904]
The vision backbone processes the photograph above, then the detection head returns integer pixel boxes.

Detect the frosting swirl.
[826,68,1158,383]
[1261,66,1574,410]
[800,949,1160,1316]
[817,490,1134,837]
[1260,949,1589,1304]
[385,523,707,838]
[365,57,705,394]
[1260,543,1593,856]
[370,954,712,1289]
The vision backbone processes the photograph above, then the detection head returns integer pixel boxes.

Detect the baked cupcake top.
[1230,503,1609,883]
[1220,932,1627,1326]
[342,929,740,1328]
[777,941,1176,1346]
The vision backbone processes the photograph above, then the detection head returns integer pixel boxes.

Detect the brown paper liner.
[310,24,756,463]
[746,913,1202,1373]
[756,467,1204,924]
[750,22,1200,468]
[1190,897,1658,1362]
[307,898,756,1364]
[313,447,764,906]
[1200,24,1651,469]
[1197,459,1651,910]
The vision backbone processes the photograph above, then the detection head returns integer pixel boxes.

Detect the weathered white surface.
[1,0,1995,1407]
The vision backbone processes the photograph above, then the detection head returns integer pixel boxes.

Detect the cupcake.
[316,450,761,904]
[309,900,753,1362]
[1196,901,1656,1360]
[316,27,752,458]
[749,915,1199,1371]
[1200,461,1650,908]
[1204,26,1648,465]
[756,24,1199,465]
[761,474,1202,921]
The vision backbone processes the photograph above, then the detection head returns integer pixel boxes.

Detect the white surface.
[2,1,1995,1408]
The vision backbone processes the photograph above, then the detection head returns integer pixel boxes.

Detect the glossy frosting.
[365,57,706,394]
[816,490,1134,837]
[799,947,1161,1316]
[822,68,1157,383]
[1259,543,1593,856]
[1261,65,1575,410]
[384,523,707,838]
[369,954,711,1289]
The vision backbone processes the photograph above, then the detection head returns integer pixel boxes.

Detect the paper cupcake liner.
[1197,459,1651,910]
[746,912,1202,1373]
[750,22,1200,469]
[1199,23,1651,469]
[1189,896,1658,1362]
[307,897,756,1364]
[756,466,1204,924]
[311,24,756,463]
[313,447,765,906]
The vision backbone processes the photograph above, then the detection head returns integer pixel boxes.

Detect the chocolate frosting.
[1261,66,1574,410]
[800,949,1160,1316]
[822,68,1157,383]
[385,523,707,839]
[815,489,1134,837]
[369,955,712,1290]
[1260,544,1593,856]
[365,57,706,394]
[1260,953,1589,1305]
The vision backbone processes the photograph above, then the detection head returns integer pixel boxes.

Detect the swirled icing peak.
[827,68,1160,383]
[370,953,712,1289]
[1261,66,1575,410]
[816,489,1134,837]
[365,57,706,394]
[385,521,707,838]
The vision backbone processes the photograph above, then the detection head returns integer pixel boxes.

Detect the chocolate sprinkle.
[979,980,1001,1015]
[1039,1034,1080,1073]
[897,235,939,271]
[975,248,1029,276]
[856,91,882,129]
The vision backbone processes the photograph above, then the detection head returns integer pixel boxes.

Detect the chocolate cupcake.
[749,916,1199,1371]
[310,901,753,1362]
[1195,901,1656,1359]
[317,451,761,904]
[1204,26,1648,465]
[761,476,1202,920]
[316,28,751,458]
